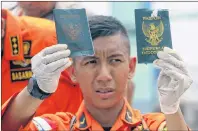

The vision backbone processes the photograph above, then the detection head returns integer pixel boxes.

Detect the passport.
[53,9,94,57]
[135,9,172,64]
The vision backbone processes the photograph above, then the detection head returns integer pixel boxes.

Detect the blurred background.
[2,1,198,130]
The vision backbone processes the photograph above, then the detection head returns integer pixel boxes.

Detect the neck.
[85,98,125,127]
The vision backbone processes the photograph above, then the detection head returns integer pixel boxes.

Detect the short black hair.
[88,15,130,55]
[73,15,131,65]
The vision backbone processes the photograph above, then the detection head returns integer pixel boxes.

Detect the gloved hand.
[31,44,72,93]
[153,47,193,114]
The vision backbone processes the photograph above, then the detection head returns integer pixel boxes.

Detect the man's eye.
[85,60,97,65]
[110,59,122,63]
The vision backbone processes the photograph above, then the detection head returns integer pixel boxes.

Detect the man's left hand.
[154,47,193,114]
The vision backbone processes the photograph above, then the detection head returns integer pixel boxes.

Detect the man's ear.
[128,57,136,79]
[67,65,77,83]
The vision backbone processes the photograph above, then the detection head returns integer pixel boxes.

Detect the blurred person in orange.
[1,9,83,115]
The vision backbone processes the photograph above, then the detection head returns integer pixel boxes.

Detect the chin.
[92,97,122,109]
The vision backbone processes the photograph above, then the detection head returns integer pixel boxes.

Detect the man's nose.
[96,65,112,82]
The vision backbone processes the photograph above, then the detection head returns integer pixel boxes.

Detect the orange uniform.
[1,9,83,115]
[2,96,169,131]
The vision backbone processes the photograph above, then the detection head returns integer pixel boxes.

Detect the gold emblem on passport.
[10,36,20,56]
[67,23,81,41]
[142,20,164,46]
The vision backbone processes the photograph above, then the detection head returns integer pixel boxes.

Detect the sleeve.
[143,113,191,131]
[19,112,73,131]
[2,93,73,131]
[2,9,24,61]
[143,113,166,131]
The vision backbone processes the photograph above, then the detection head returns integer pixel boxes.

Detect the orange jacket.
[1,9,83,115]
[2,96,169,131]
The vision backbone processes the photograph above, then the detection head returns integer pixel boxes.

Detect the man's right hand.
[31,44,72,93]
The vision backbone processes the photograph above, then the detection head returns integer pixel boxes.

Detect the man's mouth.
[95,88,115,99]
[96,90,113,93]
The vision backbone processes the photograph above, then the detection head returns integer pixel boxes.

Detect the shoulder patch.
[125,108,133,123]
[79,113,87,128]
[10,36,20,56]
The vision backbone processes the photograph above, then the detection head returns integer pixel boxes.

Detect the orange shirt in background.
[1,9,83,115]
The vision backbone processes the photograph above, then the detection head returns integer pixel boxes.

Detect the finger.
[157,71,170,88]
[163,47,183,61]
[169,76,192,101]
[45,58,70,72]
[153,59,188,75]
[42,49,71,64]
[164,69,193,91]
[163,69,184,80]
[158,85,176,93]
[158,71,185,104]
[31,53,43,69]
[43,44,68,56]
[54,60,72,73]
[157,51,185,68]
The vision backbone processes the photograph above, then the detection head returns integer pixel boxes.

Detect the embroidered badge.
[10,36,20,56]
[10,40,33,82]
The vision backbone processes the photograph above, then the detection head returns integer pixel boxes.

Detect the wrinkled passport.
[135,9,172,64]
[53,9,94,57]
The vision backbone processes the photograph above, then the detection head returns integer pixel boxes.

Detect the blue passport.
[53,9,94,57]
[135,9,172,64]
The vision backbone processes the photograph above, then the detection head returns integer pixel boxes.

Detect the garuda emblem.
[142,20,164,46]
[64,23,81,41]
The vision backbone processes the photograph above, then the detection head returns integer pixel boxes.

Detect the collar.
[73,98,142,131]
[3,9,24,61]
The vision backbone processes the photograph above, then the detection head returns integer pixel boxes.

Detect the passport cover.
[135,9,172,64]
[53,9,94,57]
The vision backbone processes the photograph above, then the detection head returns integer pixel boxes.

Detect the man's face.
[18,2,56,17]
[74,33,136,109]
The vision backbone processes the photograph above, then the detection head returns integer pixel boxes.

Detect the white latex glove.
[31,44,72,93]
[153,47,193,114]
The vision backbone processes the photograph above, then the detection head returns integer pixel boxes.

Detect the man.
[15,1,135,104]
[2,15,192,131]
[1,9,83,115]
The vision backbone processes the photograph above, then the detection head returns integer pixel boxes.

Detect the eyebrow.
[82,56,99,61]
[108,54,124,59]
[81,53,125,62]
